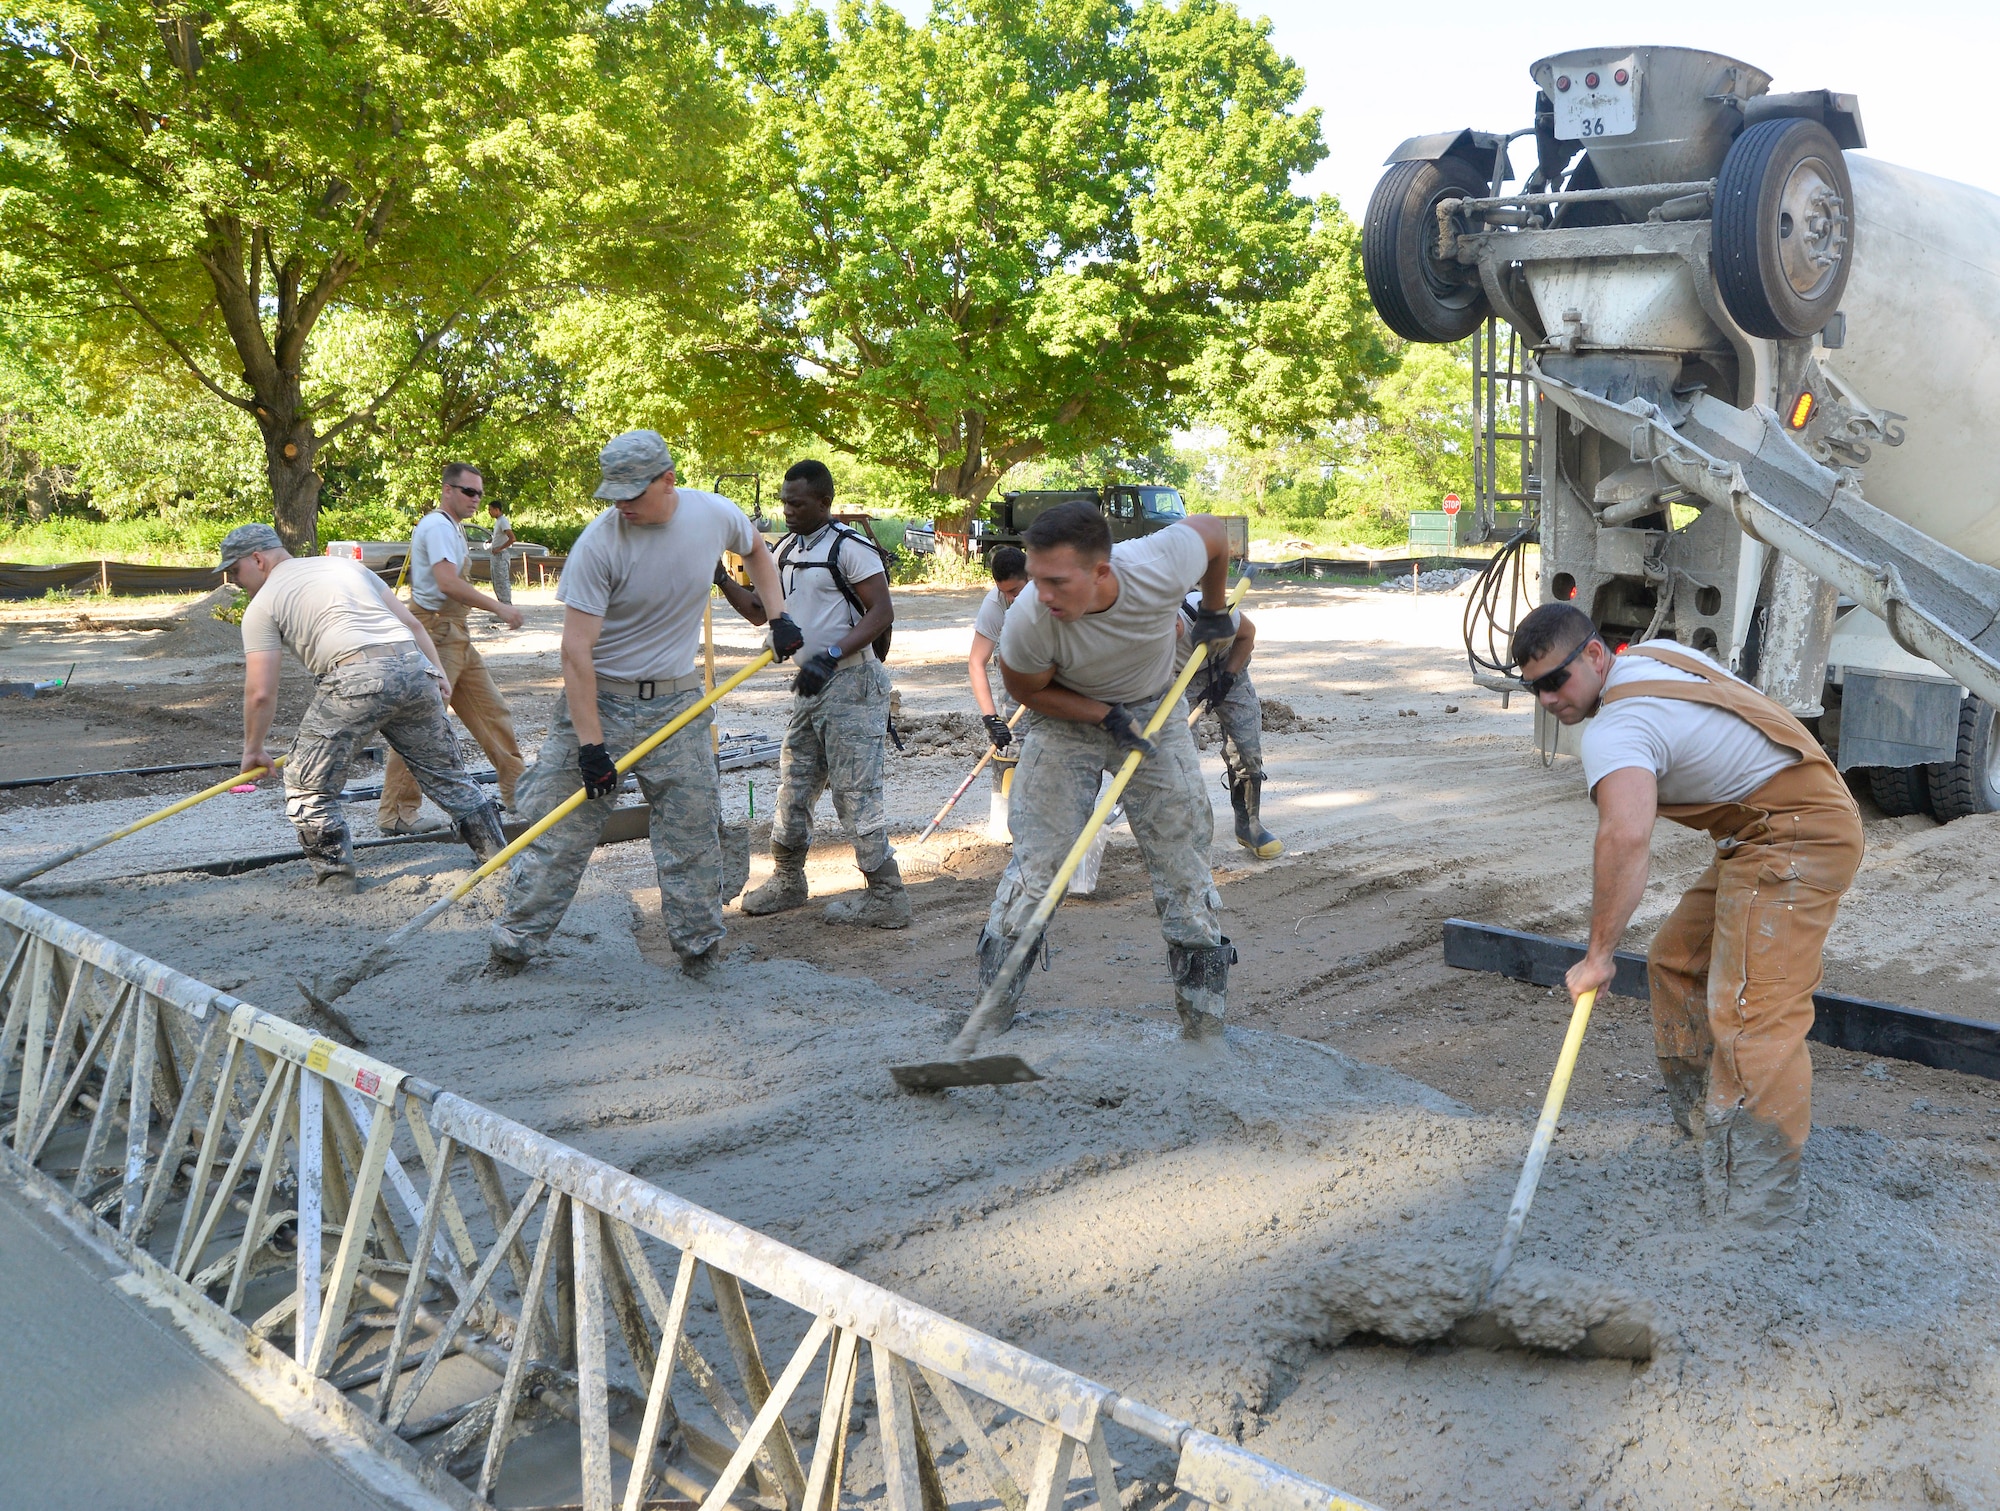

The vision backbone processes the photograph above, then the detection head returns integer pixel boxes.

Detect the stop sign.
[1443,493,1461,516]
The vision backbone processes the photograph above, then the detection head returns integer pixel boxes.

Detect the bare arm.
[833,570,892,659]
[561,608,607,746]
[1185,514,1232,612]
[241,650,282,774]
[743,535,785,622]
[1565,766,1659,1002]
[968,633,999,717]
[1225,611,1255,675]
[433,557,524,630]
[1001,659,1111,726]
[714,564,767,626]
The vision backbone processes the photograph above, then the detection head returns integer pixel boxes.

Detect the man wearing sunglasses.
[1512,602,1862,1229]
[377,462,526,836]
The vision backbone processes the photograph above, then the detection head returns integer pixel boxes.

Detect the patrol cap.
[217,522,284,570]
[594,430,675,501]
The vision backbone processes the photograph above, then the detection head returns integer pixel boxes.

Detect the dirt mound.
[895,709,987,757]
[135,586,246,660]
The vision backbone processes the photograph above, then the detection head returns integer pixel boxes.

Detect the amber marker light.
[1787,391,1816,429]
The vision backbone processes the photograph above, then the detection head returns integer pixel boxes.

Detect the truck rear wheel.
[1713,118,1854,340]
[1867,764,1934,819]
[1926,695,2000,821]
[1363,156,1492,343]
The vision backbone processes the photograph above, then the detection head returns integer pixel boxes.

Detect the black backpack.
[776,522,894,662]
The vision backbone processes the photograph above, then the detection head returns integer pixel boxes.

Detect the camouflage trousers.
[985,688,1220,949]
[286,651,489,879]
[1193,667,1265,785]
[498,685,727,961]
[771,658,894,875]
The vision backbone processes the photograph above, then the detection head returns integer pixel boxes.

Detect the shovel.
[298,651,776,1026]
[891,578,1250,1092]
[0,757,286,891]
[914,705,1027,844]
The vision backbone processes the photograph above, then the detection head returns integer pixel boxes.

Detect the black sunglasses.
[450,482,484,500]
[1519,633,1602,695]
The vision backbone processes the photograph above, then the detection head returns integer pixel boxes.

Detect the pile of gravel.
[1377,567,1479,593]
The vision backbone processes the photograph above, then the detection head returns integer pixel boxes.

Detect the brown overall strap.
[1599,646,1833,772]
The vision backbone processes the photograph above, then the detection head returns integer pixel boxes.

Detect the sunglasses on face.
[450,482,484,500]
[1519,634,1602,695]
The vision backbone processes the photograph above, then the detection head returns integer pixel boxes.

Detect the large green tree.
[716,0,1338,516]
[0,1,749,550]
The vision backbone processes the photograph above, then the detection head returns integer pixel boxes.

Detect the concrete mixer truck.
[1364,45,2000,819]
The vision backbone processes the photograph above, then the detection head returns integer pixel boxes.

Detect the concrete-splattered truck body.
[1365,45,2000,817]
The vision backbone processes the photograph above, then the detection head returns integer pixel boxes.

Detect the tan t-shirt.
[998,523,1208,704]
[558,491,759,680]
[240,557,416,677]
[778,523,886,662]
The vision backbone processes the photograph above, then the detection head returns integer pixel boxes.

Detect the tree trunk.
[254,384,324,554]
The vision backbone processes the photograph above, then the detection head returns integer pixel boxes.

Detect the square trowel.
[890,1054,1042,1092]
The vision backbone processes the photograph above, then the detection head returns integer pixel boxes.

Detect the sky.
[822,2,2000,211]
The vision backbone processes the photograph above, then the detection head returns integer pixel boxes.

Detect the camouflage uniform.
[494,684,729,964]
[985,688,1220,948]
[286,651,492,879]
[1193,666,1266,785]
[772,659,894,872]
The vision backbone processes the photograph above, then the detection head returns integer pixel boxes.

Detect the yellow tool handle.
[916,704,1028,843]
[446,649,776,904]
[1485,986,1597,1296]
[948,576,1250,1057]
[1,757,287,890]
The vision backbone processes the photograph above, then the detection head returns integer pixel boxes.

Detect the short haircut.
[442,460,482,487]
[1510,601,1599,669]
[783,459,835,502]
[1022,500,1111,559]
[988,546,1027,582]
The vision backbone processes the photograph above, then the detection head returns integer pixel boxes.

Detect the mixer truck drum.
[1713,118,1855,341]
[1363,154,1493,343]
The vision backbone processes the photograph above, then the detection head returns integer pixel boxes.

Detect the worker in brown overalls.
[1511,602,1864,1228]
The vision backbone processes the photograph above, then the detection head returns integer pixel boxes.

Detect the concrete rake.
[892,577,1250,1093]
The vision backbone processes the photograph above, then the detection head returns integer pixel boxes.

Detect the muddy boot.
[1229,778,1283,860]
[488,923,534,966]
[679,942,724,981]
[741,842,810,915]
[975,927,1037,1030]
[824,857,912,928]
[299,821,358,892]
[1700,1106,1807,1230]
[454,801,508,864]
[1168,937,1236,1039]
[1658,1056,1709,1137]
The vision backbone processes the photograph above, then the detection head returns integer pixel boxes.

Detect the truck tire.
[1363,156,1492,343]
[1713,118,1854,340]
[1867,764,1934,819]
[1925,695,2000,821]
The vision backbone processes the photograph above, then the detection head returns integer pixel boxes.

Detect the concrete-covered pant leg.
[986,695,1220,950]
[770,661,892,874]
[496,694,617,949]
[1648,809,1863,1228]
[631,691,726,959]
[1213,671,1265,785]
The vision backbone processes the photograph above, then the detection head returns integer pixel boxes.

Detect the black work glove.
[577,741,619,800]
[769,613,804,662]
[1193,666,1237,715]
[1188,603,1237,658]
[982,714,1014,750]
[1099,703,1157,759]
[792,650,840,697]
[713,561,733,590]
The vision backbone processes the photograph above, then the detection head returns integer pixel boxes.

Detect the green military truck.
[963,485,1248,565]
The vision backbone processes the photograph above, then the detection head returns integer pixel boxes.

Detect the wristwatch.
[826,643,844,661]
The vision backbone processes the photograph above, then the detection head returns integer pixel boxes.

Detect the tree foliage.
[711,0,1340,514]
[0,0,751,549]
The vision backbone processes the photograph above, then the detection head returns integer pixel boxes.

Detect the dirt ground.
[4,579,1998,1509]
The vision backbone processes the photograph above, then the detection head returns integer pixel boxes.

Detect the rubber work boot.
[824,856,912,928]
[1168,937,1237,1039]
[300,821,357,891]
[488,923,533,966]
[1229,778,1283,860]
[454,801,508,864]
[679,943,724,981]
[1658,1056,1709,1137]
[741,842,810,915]
[975,927,1037,1031]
